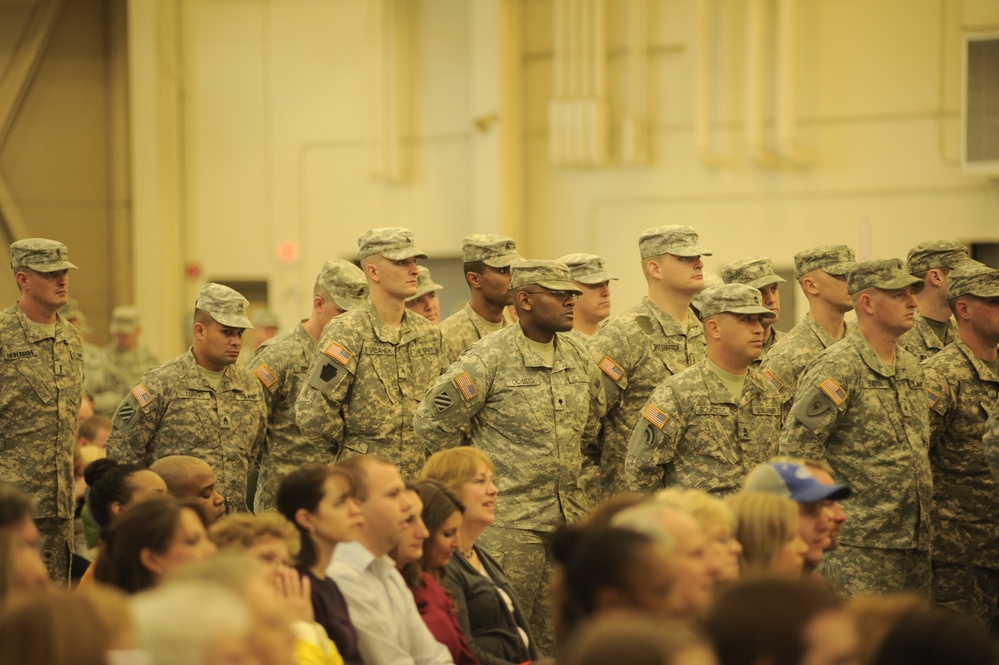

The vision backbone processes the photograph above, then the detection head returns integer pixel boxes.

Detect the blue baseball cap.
[744,462,853,503]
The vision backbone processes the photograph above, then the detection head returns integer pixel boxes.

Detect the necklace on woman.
[461,546,476,560]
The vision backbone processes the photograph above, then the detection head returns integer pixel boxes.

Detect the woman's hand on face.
[273,564,314,623]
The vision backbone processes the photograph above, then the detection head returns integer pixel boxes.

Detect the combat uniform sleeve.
[922,364,952,451]
[623,384,683,494]
[983,397,999,481]
[295,335,360,454]
[589,323,631,412]
[778,362,850,463]
[105,381,165,466]
[413,356,490,452]
[759,355,796,418]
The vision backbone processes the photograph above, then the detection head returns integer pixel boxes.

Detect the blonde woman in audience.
[656,488,742,582]
[727,492,808,577]
[421,447,537,665]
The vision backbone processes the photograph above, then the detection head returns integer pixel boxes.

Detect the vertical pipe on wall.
[776,0,810,164]
[745,0,779,167]
[696,0,724,167]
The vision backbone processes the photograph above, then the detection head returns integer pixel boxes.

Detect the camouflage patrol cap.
[195,283,254,329]
[462,234,521,268]
[847,259,923,295]
[406,265,444,302]
[638,226,712,259]
[946,262,999,300]
[10,238,78,272]
[357,227,428,262]
[317,259,368,311]
[721,257,786,289]
[906,240,972,275]
[109,306,141,334]
[697,283,777,320]
[793,245,856,280]
[252,309,280,329]
[557,253,618,285]
[510,260,582,294]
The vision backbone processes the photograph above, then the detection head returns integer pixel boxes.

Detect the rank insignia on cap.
[131,384,153,408]
[454,373,478,401]
[324,341,353,365]
[642,404,669,429]
[599,356,624,382]
[762,369,784,391]
[926,388,940,409]
[254,364,278,388]
[818,377,846,405]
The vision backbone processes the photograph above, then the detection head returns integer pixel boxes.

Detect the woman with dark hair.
[391,479,479,665]
[277,463,364,665]
[85,458,168,537]
[93,494,216,593]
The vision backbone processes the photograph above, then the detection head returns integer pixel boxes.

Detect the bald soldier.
[624,284,782,495]
[0,238,84,584]
[900,240,973,362]
[720,257,785,357]
[557,253,618,340]
[439,234,521,363]
[589,226,710,499]
[150,455,227,524]
[780,259,933,598]
[251,259,367,511]
[106,283,267,513]
[296,228,446,479]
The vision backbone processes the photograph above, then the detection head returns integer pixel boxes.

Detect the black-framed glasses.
[521,289,580,303]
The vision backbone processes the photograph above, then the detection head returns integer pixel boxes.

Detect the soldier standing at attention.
[761,245,857,409]
[922,262,999,630]
[720,257,785,357]
[106,283,267,513]
[779,259,932,598]
[557,253,617,340]
[103,306,159,391]
[900,240,973,362]
[295,228,445,480]
[438,234,521,363]
[0,238,83,585]
[589,225,710,499]
[624,284,782,495]
[251,259,367,511]
[413,259,606,655]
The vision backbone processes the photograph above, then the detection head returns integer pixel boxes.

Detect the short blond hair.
[421,447,496,498]
[727,492,798,574]
[655,488,736,532]
[208,511,300,557]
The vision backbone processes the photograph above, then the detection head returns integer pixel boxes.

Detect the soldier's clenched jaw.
[365,255,420,300]
[194,317,245,371]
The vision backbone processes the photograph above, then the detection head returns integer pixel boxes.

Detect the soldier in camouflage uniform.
[404,265,444,324]
[625,284,782,495]
[557,252,617,340]
[104,306,159,388]
[106,283,267,513]
[761,245,857,410]
[295,228,446,480]
[439,234,521,363]
[720,257,785,357]
[589,226,710,499]
[900,240,973,362]
[779,259,933,598]
[0,238,83,585]
[60,299,127,418]
[414,260,606,656]
[923,262,999,631]
[250,259,367,512]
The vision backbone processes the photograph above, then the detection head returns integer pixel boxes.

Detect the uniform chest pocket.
[11,356,54,403]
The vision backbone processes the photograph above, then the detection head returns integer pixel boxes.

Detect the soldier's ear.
[466,271,482,289]
[515,289,532,311]
[704,317,722,340]
[800,275,819,296]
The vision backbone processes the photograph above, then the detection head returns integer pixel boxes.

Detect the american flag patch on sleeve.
[818,377,847,405]
[131,384,153,408]
[599,356,624,382]
[642,404,669,429]
[927,388,940,409]
[761,369,784,391]
[324,342,353,365]
[253,364,278,388]
[454,373,478,401]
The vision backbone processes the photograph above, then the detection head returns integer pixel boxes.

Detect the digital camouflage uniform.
[779,260,933,598]
[59,299,128,418]
[924,263,999,631]
[104,344,159,389]
[899,240,972,362]
[0,238,83,584]
[899,310,957,362]
[624,284,782,496]
[720,256,785,362]
[414,260,606,656]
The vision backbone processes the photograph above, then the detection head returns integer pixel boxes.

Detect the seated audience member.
[846,595,930,665]
[150,454,228,523]
[802,461,849,549]
[328,455,453,665]
[0,586,134,665]
[870,606,998,665]
[132,580,257,665]
[0,533,51,606]
[560,612,715,665]
[611,501,718,624]
[744,461,852,574]
[78,414,113,450]
[210,510,300,570]
[655,488,742,583]
[727,492,808,577]
[702,576,858,665]
[421,448,537,665]
[94,495,216,593]
[0,484,42,561]
[277,464,365,664]
[552,526,677,644]
[393,480,479,665]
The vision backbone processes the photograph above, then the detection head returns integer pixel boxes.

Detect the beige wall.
[129,0,999,358]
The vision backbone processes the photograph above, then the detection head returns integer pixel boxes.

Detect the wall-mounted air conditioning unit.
[963,32,999,176]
